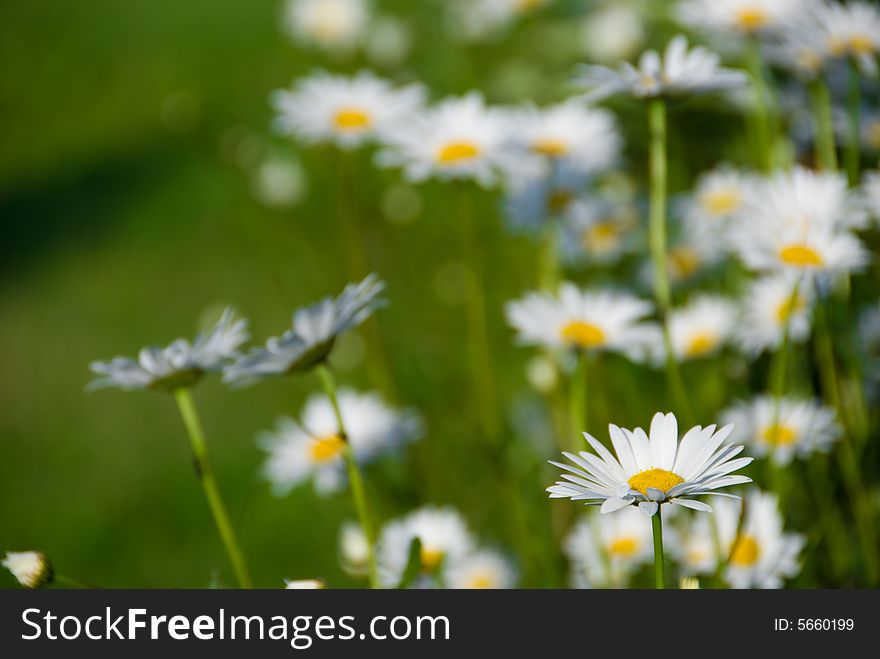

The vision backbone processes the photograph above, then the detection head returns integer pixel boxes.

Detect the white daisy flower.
[672,514,719,576]
[271,71,426,150]
[818,0,880,76]
[730,167,868,275]
[547,411,753,517]
[666,295,738,361]
[284,578,325,589]
[721,395,842,466]
[259,389,422,496]
[678,0,815,38]
[339,521,370,577]
[224,274,385,384]
[446,0,552,43]
[505,283,658,363]
[715,490,805,588]
[564,507,653,588]
[575,35,748,102]
[282,0,369,53]
[446,549,517,589]
[89,308,248,392]
[377,92,510,186]
[680,166,751,256]
[502,159,589,233]
[2,551,52,589]
[506,100,621,177]
[735,274,814,355]
[767,14,830,79]
[582,3,645,64]
[376,507,475,588]
[560,197,637,267]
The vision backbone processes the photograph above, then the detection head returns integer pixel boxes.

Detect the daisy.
[376,507,475,588]
[339,521,370,577]
[564,507,653,588]
[818,0,880,76]
[446,549,517,589]
[666,295,738,361]
[735,274,814,355]
[259,389,422,496]
[547,411,753,517]
[678,0,815,38]
[560,197,637,267]
[281,0,369,53]
[672,514,719,576]
[767,15,830,79]
[88,308,248,392]
[271,71,426,150]
[502,159,590,233]
[680,166,751,255]
[377,92,510,186]
[715,490,805,588]
[446,0,552,43]
[223,274,385,385]
[2,551,52,589]
[721,395,841,465]
[284,578,325,589]
[505,283,658,363]
[582,3,645,63]
[575,35,748,102]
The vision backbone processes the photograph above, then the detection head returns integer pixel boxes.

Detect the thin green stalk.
[648,98,694,427]
[568,351,588,452]
[538,221,561,291]
[54,575,89,589]
[844,60,861,186]
[745,39,773,171]
[316,363,380,588]
[808,78,838,172]
[174,388,252,589]
[651,508,665,589]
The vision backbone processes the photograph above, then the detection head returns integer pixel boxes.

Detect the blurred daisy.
[767,15,829,79]
[505,283,658,363]
[667,295,738,361]
[284,578,325,589]
[818,0,880,76]
[447,0,552,43]
[716,490,805,588]
[364,15,412,68]
[502,159,589,233]
[2,551,52,589]
[548,411,752,517]
[224,274,385,384]
[560,197,637,267]
[376,507,475,588]
[582,3,645,63]
[564,507,653,588]
[735,274,814,355]
[680,166,751,256]
[259,389,422,496]
[89,308,247,392]
[575,35,748,102]
[271,71,426,150]
[339,521,370,577]
[377,92,509,186]
[721,395,841,466]
[446,549,517,589]
[673,514,718,576]
[678,0,814,38]
[282,0,369,53]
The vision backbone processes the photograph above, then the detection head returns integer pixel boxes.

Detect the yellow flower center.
[700,189,741,216]
[687,549,707,565]
[547,189,573,213]
[532,138,568,157]
[608,537,639,557]
[827,37,847,57]
[763,423,798,446]
[730,535,761,567]
[850,34,874,55]
[686,332,719,358]
[736,7,769,31]
[420,547,444,570]
[775,294,806,323]
[779,244,823,267]
[627,468,685,496]
[560,320,606,349]
[467,574,494,589]
[668,246,701,279]
[583,221,620,253]
[334,107,371,131]
[437,141,481,164]
[309,434,345,463]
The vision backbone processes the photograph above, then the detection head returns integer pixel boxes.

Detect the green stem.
[809,78,838,172]
[174,388,252,589]
[316,363,380,588]
[844,60,861,186]
[651,508,665,589]
[538,221,561,291]
[568,351,588,452]
[54,574,89,589]
[648,98,694,427]
[745,39,773,171]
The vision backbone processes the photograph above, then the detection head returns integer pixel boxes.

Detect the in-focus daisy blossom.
[284,578,325,589]
[547,412,753,517]
[666,295,738,361]
[678,0,814,38]
[271,71,426,150]
[259,389,422,496]
[721,395,841,466]
[445,549,517,589]
[2,551,52,589]
[575,35,748,102]
[818,0,880,76]
[377,92,509,186]
[89,308,248,392]
[715,490,805,588]
[564,507,653,588]
[735,274,814,355]
[224,274,385,385]
[376,507,475,588]
[505,283,658,363]
[282,0,369,53]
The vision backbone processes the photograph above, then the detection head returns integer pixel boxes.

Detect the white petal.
[600,496,633,514]
[671,498,713,513]
[646,487,666,502]
[638,501,659,517]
